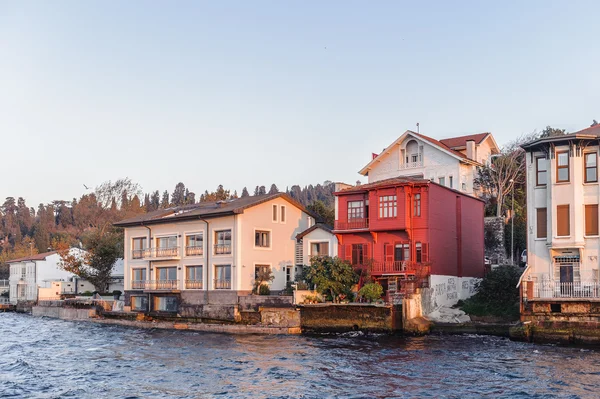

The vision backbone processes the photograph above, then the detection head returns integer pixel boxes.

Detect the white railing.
[533,281,600,299]
[399,160,423,169]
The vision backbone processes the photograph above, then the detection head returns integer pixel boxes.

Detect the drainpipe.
[200,218,210,303]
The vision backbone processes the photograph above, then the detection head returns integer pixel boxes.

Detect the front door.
[559,264,574,296]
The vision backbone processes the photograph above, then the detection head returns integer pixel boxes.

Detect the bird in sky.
[83,184,90,190]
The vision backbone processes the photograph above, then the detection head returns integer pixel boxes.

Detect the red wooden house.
[334,177,485,301]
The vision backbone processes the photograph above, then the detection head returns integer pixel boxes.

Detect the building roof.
[114,193,316,227]
[6,250,57,264]
[295,223,333,241]
[359,130,488,176]
[335,176,484,202]
[521,125,600,151]
[439,132,491,149]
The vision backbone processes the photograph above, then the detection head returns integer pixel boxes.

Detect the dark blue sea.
[1,313,599,398]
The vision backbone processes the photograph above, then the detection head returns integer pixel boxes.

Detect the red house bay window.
[348,201,365,220]
[379,195,397,218]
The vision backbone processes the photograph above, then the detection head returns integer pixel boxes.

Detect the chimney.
[466,140,475,160]
[372,153,378,160]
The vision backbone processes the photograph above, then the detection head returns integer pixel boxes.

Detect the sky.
[1,1,599,207]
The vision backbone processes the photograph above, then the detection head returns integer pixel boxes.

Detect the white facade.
[522,130,600,298]
[359,131,499,195]
[121,196,313,293]
[8,250,83,304]
[298,226,338,266]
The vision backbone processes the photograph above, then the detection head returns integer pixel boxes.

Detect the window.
[310,242,330,256]
[214,230,232,255]
[414,194,421,217]
[186,266,203,289]
[273,205,278,222]
[536,157,547,186]
[348,201,364,220]
[585,205,599,236]
[280,206,286,223]
[214,265,231,289]
[132,268,147,282]
[585,153,598,183]
[255,230,271,248]
[557,205,570,237]
[394,243,410,261]
[379,195,397,218]
[185,234,203,256]
[416,242,422,263]
[286,267,291,283]
[556,151,569,183]
[254,264,270,280]
[131,296,148,311]
[351,244,366,265]
[449,176,453,189]
[155,296,178,312]
[411,154,418,162]
[156,236,177,249]
[157,267,177,281]
[536,208,547,238]
[438,177,445,186]
[132,237,147,259]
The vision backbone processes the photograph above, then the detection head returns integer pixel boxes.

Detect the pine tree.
[258,186,266,195]
[241,187,249,197]
[268,184,279,194]
[150,191,160,211]
[172,182,186,206]
[161,191,170,208]
[254,186,260,196]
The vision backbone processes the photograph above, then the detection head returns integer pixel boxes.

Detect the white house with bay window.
[520,125,600,302]
[295,223,338,267]
[358,130,499,195]
[114,193,317,313]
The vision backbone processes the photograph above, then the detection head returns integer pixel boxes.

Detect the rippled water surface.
[1,314,600,398]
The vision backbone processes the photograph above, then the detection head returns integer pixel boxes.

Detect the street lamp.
[509,178,515,265]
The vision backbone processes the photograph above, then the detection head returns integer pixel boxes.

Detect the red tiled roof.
[439,133,490,149]
[7,250,57,263]
[336,176,431,194]
[572,124,600,135]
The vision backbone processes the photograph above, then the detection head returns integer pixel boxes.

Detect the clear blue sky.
[1,1,599,207]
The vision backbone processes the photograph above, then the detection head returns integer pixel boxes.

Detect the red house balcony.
[368,260,431,279]
[334,218,369,231]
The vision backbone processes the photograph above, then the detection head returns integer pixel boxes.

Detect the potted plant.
[112,290,122,300]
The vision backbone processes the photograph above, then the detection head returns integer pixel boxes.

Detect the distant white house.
[8,249,124,303]
[295,223,338,266]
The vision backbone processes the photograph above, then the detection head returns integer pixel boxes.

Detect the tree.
[57,229,123,292]
[307,200,335,226]
[200,185,231,202]
[304,256,358,301]
[258,186,266,195]
[539,125,566,138]
[253,266,275,294]
[150,190,160,211]
[253,186,260,196]
[171,182,186,206]
[241,187,250,197]
[160,191,170,208]
[268,184,279,194]
[95,178,142,209]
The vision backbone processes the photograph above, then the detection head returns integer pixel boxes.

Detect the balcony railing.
[532,281,600,299]
[185,246,204,256]
[131,247,180,260]
[361,260,431,278]
[399,160,423,169]
[334,218,369,231]
[185,280,203,289]
[214,244,232,255]
[131,280,180,290]
[214,279,231,289]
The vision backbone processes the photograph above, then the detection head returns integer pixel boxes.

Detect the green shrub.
[460,266,521,319]
[304,256,358,300]
[81,291,93,296]
[258,284,271,295]
[302,294,322,304]
[358,283,383,302]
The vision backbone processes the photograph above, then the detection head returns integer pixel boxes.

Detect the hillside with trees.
[0,179,335,278]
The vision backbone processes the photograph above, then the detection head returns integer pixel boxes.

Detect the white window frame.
[280,205,286,224]
[254,228,273,250]
[308,239,332,257]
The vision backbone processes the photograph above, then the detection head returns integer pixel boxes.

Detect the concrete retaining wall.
[300,304,401,333]
[32,306,97,319]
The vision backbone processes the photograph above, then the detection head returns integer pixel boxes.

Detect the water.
[1,314,600,399]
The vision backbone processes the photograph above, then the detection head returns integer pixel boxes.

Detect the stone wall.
[300,304,401,333]
[238,295,293,311]
[32,305,97,319]
[484,216,507,265]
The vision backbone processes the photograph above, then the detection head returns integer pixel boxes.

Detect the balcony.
[132,280,180,291]
[214,244,232,255]
[185,280,203,289]
[334,218,369,231]
[368,260,431,278]
[185,246,204,257]
[131,247,180,261]
[399,160,423,169]
[214,279,231,289]
[531,280,600,299]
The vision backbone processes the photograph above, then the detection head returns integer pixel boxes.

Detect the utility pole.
[510,179,515,265]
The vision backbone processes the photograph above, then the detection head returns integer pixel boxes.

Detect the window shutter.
[422,243,429,263]
[321,242,329,256]
[385,244,393,262]
[557,205,570,236]
[536,208,547,238]
[585,204,599,236]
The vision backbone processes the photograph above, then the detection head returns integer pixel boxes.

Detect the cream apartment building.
[521,125,600,301]
[114,193,316,313]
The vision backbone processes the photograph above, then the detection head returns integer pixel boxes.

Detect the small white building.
[295,223,338,267]
[8,250,81,304]
[358,131,499,195]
